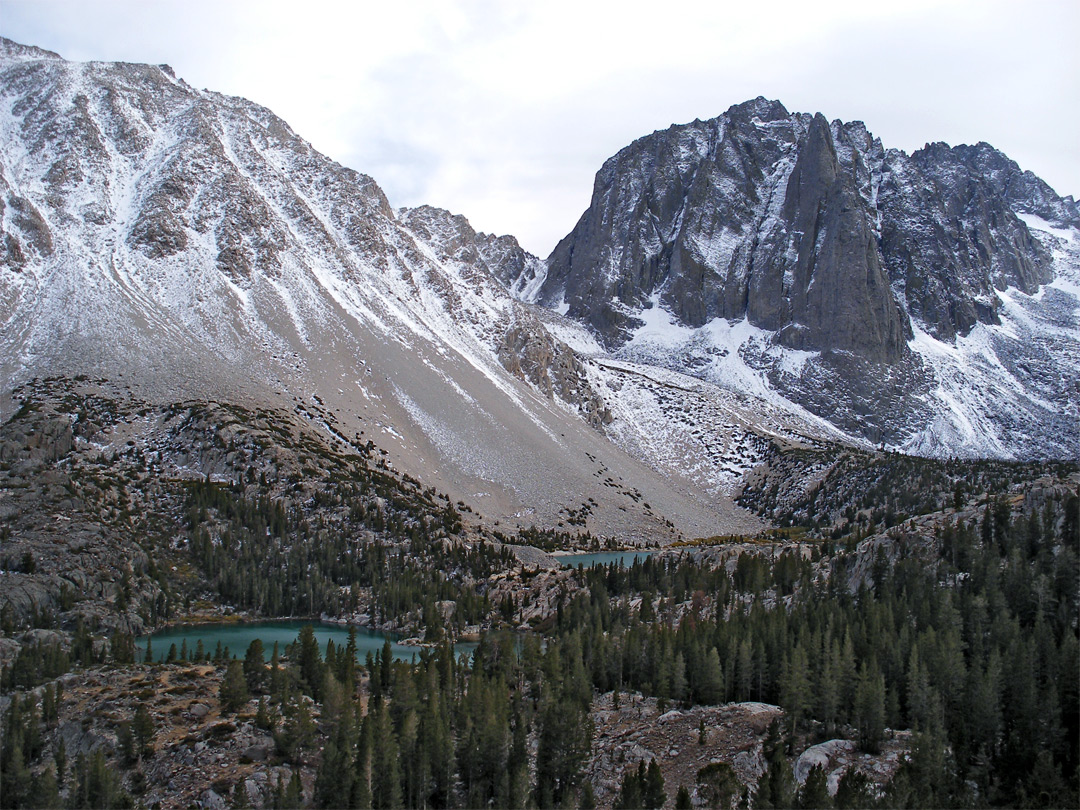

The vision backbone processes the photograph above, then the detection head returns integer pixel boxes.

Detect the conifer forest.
[0,387,1077,809]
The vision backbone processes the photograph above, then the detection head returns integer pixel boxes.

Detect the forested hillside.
[2,387,1075,809]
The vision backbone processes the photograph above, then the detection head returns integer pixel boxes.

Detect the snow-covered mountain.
[519,98,1080,459]
[1,38,809,540]
[1,40,1073,547]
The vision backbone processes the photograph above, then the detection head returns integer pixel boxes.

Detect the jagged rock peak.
[397,204,540,289]
[533,98,1075,355]
[518,98,1079,458]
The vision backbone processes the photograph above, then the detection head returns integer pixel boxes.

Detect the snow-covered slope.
[0,38,779,539]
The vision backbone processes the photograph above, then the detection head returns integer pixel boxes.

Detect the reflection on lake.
[557,550,658,568]
[136,620,475,663]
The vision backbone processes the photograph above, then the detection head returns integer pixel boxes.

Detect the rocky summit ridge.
[521,97,1079,458]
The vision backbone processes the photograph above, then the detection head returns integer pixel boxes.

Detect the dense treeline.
[244,626,593,810]
[245,487,1076,809]
[184,478,506,629]
[546,490,1079,807]
[208,480,1074,810]
[1,388,1076,810]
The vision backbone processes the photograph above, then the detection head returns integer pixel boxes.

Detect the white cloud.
[3,0,1077,255]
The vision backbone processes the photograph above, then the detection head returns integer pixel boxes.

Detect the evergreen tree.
[854,659,886,754]
[54,738,66,789]
[781,644,811,735]
[69,748,132,809]
[699,647,724,705]
[132,704,155,760]
[281,768,304,809]
[833,768,872,810]
[535,690,592,808]
[220,659,250,713]
[297,625,324,700]
[697,761,740,810]
[275,693,316,761]
[798,764,832,809]
[28,764,61,809]
[369,701,402,810]
[643,759,666,809]
[255,696,276,732]
[313,718,355,808]
[613,765,643,810]
[756,721,795,810]
[244,638,266,693]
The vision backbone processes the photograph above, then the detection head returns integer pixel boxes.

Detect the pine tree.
[275,692,316,761]
[281,768,304,809]
[70,748,131,809]
[220,659,250,713]
[736,639,753,702]
[673,652,688,705]
[255,696,276,732]
[781,644,811,736]
[132,704,155,759]
[313,718,355,808]
[29,764,62,808]
[614,765,643,810]
[798,764,831,809]
[580,781,597,810]
[270,641,285,700]
[54,738,66,788]
[833,768,872,810]
[756,721,795,810]
[699,647,724,705]
[535,690,592,808]
[644,759,666,810]
[815,638,840,735]
[297,625,324,700]
[854,660,886,754]
[696,761,740,810]
[117,722,136,766]
[244,638,266,693]
[353,704,374,810]
[370,701,402,809]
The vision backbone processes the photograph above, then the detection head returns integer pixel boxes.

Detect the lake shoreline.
[136,619,479,664]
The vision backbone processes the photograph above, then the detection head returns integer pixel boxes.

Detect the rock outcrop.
[521,97,1079,457]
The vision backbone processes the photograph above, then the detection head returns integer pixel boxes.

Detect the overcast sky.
[3,0,1078,256]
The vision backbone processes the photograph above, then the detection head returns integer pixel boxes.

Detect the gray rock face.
[877,141,1061,340]
[399,205,540,291]
[538,98,1077,353]
[2,33,1074,480]
[541,100,909,361]
[526,97,1079,456]
[10,38,744,540]
[754,113,909,362]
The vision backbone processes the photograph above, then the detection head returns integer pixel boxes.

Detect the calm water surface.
[557,550,658,568]
[136,620,475,663]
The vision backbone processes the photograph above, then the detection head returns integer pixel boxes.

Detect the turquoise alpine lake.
[557,550,658,568]
[136,620,476,664]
